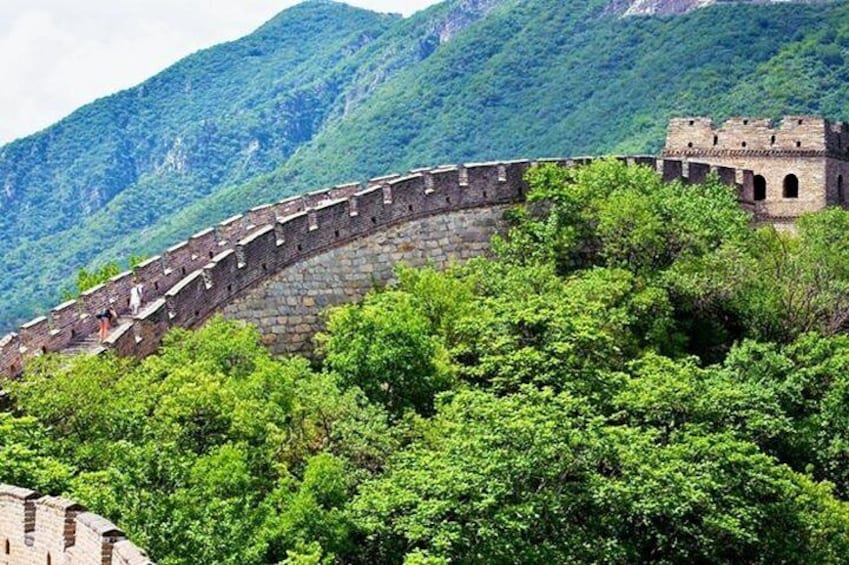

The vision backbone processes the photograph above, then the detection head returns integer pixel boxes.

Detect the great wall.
[3,115,849,564]
[663,115,849,220]
[0,155,755,381]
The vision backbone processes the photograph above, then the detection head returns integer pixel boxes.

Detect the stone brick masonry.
[663,115,849,221]
[221,206,506,355]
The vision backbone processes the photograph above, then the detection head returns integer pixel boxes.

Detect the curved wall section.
[221,205,508,355]
[0,484,153,565]
[0,156,753,378]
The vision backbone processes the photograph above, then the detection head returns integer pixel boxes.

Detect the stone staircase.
[61,334,106,357]
[0,320,131,401]
[61,319,133,357]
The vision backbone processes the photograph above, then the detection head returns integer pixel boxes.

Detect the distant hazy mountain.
[1,0,847,329]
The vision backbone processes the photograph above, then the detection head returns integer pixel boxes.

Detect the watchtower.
[662,116,849,220]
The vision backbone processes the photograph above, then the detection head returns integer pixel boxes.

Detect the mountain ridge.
[0,0,847,329]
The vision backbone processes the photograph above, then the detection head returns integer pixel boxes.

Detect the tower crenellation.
[664,115,849,155]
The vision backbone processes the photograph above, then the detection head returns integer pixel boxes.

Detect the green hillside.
[2,0,849,329]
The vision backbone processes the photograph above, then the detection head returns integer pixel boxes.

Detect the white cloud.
[0,0,440,145]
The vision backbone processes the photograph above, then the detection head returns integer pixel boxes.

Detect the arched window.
[783,174,799,198]
[754,175,767,201]
[47,553,51,565]
[839,175,845,203]
[5,538,9,554]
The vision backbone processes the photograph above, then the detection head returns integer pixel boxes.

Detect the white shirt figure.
[130,282,144,315]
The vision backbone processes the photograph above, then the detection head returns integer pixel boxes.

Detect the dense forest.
[3,0,849,330]
[5,161,849,564]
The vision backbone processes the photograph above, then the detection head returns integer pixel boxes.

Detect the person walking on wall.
[96,305,118,343]
[130,277,144,316]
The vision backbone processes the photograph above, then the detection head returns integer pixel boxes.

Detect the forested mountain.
[2,0,849,328]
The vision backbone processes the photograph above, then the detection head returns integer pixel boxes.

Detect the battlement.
[0,156,752,379]
[0,484,153,565]
[665,115,849,158]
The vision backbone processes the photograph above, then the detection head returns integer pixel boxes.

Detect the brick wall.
[0,485,153,565]
[221,206,507,355]
[0,182,369,380]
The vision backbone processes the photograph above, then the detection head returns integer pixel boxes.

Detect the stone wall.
[106,159,535,362]
[0,156,751,380]
[683,153,823,218]
[825,158,849,207]
[0,485,153,565]
[221,206,507,355]
[0,183,369,380]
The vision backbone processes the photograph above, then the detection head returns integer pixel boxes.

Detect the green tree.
[318,291,452,417]
[0,412,71,492]
[351,388,849,564]
[350,388,608,564]
[736,210,849,341]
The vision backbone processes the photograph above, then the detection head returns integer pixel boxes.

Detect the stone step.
[60,319,133,358]
[62,342,107,357]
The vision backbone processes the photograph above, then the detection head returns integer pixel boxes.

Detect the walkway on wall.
[62,321,129,357]
[62,300,159,358]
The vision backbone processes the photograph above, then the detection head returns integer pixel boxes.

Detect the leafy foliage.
[7,161,849,564]
[60,255,149,301]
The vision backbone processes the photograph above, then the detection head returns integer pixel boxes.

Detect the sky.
[0,0,440,145]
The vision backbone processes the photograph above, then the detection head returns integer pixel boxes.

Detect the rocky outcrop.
[617,0,830,17]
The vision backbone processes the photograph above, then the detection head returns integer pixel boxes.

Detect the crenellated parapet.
[0,180,370,380]
[664,115,849,159]
[0,484,153,565]
[0,156,753,379]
